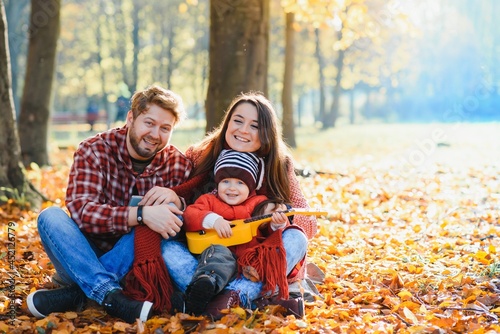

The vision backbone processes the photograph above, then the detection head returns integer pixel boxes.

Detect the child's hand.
[214,218,233,238]
[270,210,288,231]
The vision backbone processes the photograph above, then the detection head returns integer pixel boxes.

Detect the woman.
[185,92,316,238]
[164,92,317,318]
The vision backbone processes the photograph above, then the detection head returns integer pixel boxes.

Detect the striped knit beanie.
[214,149,264,192]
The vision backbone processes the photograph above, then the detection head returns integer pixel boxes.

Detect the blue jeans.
[37,207,134,304]
[38,206,183,304]
[163,228,308,307]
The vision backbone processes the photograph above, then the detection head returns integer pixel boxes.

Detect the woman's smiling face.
[225,102,261,153]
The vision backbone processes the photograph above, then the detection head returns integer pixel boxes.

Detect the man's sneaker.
[102,290,153,324]
[27,285,87,318]
[254,296,305,318]
[203,289,240,320]
[185,274,217,315]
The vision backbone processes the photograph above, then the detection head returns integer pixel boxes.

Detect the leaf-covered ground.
[1,123,500,333]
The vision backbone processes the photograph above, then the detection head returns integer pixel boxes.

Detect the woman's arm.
[286,159,318,239]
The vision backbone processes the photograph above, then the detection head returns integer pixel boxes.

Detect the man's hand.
[142,205,183,239]
[140,186,182,209]
[213,218,233,238]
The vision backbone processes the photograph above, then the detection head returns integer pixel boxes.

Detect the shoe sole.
[27,290,48,318]
[139,301,154,322]
[186,278,216,315]
[285,297,305,318]
[296,298,305,318]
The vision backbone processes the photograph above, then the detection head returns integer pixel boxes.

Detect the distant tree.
[149,0,182,89]
[205,0,269,132]
[18,0,60,166]
[324,28,344,129]
[113,1,134,94]
[94,0,111,128]
[4,0,30,116]
[0,0,42,206]
[280,0,339,132]
[314,28,326,125]
[54,1,208,114]
[282,11,296,147]
[130,0,141,94]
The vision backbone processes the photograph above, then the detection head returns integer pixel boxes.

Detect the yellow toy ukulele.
[186,208,327,254]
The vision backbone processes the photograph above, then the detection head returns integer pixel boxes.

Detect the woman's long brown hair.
[191,92,292,203]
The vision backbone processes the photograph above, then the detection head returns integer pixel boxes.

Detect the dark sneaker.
[185,274,217,315]
[103,290,153,323]
[171,289,186,314]
[203,289,240,320]
[27,285,87,318]
[254,296,305,318]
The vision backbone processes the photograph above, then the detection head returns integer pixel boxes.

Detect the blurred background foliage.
[5,0,500,127]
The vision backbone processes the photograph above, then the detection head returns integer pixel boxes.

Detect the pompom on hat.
[214,149,264,192]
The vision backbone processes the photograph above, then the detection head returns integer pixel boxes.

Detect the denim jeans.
[37,207,134,304]
[163,228,308,307]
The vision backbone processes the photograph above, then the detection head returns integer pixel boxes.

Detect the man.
[27,85,192,323]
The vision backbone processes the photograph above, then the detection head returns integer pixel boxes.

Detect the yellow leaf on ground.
[0,322,10,332]
[397,289,412,301]
[63,311,78,319]
[231,306,247,318]
[402,307,418,325]
[112,321,130,332]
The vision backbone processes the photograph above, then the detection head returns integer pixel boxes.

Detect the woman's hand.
[140,186,182,209]
[213,218,233,238]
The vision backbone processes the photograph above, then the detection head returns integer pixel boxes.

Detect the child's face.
[217,178,250,206]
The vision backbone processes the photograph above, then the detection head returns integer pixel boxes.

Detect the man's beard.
[129,125,163,159]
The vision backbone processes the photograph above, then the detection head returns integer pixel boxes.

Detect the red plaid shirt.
[66,126,192,251]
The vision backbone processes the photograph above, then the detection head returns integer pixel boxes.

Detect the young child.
[182,149,297,316]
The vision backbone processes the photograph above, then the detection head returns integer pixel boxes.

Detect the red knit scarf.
[237,228,289,299]
[124,225,173,311]
[123,173,207,312]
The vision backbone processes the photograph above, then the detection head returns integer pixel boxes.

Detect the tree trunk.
[363,86,371,118]
[314,28,326,127]
[323,30,344,129]
[205,0,269,132]
[349,89,355,124]
[281,11,296,148]
[18,0,60,166]
[0,1,42,207]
